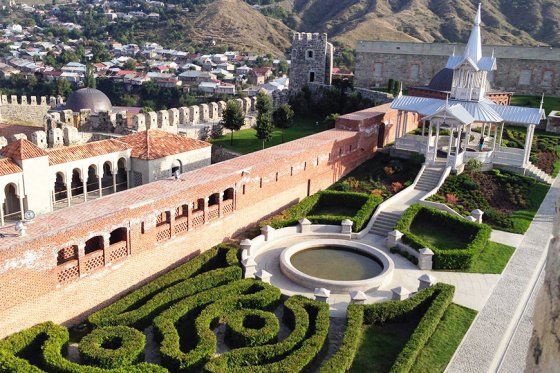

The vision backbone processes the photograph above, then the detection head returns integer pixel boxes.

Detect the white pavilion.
[390,3,546,175]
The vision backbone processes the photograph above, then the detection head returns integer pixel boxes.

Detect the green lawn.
[509,182,550,233]
[211,116,331,154]
[410,304,477,373]
[410,219,469,251]
[350,320,419,373]
[510,95,560,116]
[467,242,516,274]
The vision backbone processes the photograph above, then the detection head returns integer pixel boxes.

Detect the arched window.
[101,162,113,192]
[208,193,220,206]
[116,158,127,192]
[53,172,67,202]
[109,227,127,245]
[171,159,182,175]
[223,188,234,201]
[87,165,99,193]
[57,245,78,265]
[193,198,204,212]
[70,168,83,198]
[84,236,103,255]
[306,50,314,59]
[309,71,315,83]
[3,183,20,221]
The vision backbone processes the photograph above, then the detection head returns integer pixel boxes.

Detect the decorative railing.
[493,148,525,167]
[82,250,104,273]
[107,242,127,263]
[156,224,171,242]
[174,216,189,235]
[57,259,80,285]
[222,200,234,215]
[207,205,219,221]
[191,210,204,228]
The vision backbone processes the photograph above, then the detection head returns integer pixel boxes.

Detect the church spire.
[464,3,483,63]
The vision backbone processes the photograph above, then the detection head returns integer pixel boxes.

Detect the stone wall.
[289,32,334,93]
[0,113,382,337]
[0,95,61,125]
[526,197,560,372]
[355,41,560,96]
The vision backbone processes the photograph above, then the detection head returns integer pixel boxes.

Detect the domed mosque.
[65,87,113,113]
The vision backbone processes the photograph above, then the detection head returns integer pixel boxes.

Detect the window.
[518,70,532,85]
[306,50,314,59]
[542,71,554,87]
[309,71,315,83]
[409,64,420,80]
[373,62,383,78]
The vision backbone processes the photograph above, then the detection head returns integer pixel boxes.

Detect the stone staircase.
[414,165,446,191]
[370,211,402,236]
[525,163,554,185]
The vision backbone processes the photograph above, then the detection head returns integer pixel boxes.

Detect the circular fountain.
[280,239,394,293]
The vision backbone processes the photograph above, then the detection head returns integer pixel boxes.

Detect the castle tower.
[289,33,334,93]
[447,3,496,102]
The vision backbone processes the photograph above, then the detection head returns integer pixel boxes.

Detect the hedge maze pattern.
[0,245,456,372]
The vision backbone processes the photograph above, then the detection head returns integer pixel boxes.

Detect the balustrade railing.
[207,205,219,221]
[107,242,128,262]
[222,199,234,215]
[82,250,104,273]
[191,210,204,228]
[57,259,80,284]
[156,223,171,242]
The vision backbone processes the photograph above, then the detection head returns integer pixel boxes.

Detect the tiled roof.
[0,139,48,161]
[119,130,211,160]
[0,157,22,176]
[0,123,44,139]
[46,139,131,165]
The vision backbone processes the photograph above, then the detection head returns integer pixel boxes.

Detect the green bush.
[320,284,454,373]
[225,309,280,348]
[89,245,241,328]
[395,205,491,270]
[0,322,165,372]
[205,295,330,372]
[154,279,281,371]
[264,190,382,232]
[79,326,145,369]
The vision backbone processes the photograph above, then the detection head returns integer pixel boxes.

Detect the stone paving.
[490,230,524,248]
[446,175,559,373]
[253,232,500,317]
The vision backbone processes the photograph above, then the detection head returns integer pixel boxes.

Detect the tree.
[55,78,72,97]
[255,91,274,149]
[220,100,245,145]
[85,64,96,88]
[272,104,294,143]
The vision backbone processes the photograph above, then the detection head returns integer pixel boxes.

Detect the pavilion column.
[497,122,504,150]
[492,124,498,150]
[426,122,433,158]
[402,112,408,137]
[421,120,426,137]
[523,124,535,167]
[456,127,463,155]
[464,123,472,149]
[434,122,441,162]
[447,128,454,159]
[395,111,402,140]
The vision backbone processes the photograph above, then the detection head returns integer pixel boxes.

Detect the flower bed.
[428,168,549,234]
[395,205,491,270]
[263,190,382,232]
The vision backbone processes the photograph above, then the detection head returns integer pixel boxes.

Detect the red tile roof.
[0,157,22,176]
[0,139,48,161]
[119,130,211,160]
[0,123,44,139]
[46,139,131,165]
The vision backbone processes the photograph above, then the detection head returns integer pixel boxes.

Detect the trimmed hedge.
[154,279,281,371]
[78,326,145,369]
[204,295,330,372]
[0,322,165,372]
[320,283,455,373]
[89,245,241,328]
[225,309,279,348]
[265,190,382,232]
[395,204,491,270]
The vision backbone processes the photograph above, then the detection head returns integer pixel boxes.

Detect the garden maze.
[0,245,457,372]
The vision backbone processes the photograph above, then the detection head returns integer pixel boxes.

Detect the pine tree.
[255,91,274,149]
[272,104,294,143]
[220,100,245,145]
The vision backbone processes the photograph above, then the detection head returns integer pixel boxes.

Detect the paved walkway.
[446,175,559,373]
[253,233,500,317]
[490,230,524,248]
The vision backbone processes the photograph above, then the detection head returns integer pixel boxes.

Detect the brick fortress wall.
[0,95,62,125]
[355,41,560,96]
[0,105,408,336]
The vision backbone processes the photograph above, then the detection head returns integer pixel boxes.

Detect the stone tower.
[289,32,334,93]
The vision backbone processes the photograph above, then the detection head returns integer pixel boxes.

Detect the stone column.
[83,176,88,202]
[418,248,434,270]
[112,171,117,193]
[66,174,72,207]
[426,122,433,158]
[218,193,223,218]
[18,195,24,220]
[77,242,86,277]
[434,122,440,162]
[447,128,454,160]
[98,173,103,198]
[497,122,504,150]
[187,202,193,231]
[0,196,4,227]
[203,197,209,224]
[395,111,402,140]
[402,112,408,137]
[169,209,176,238]
[523,124,535,167]
[102,233,111,266]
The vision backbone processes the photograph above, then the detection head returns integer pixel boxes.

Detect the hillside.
[282,0,560,48]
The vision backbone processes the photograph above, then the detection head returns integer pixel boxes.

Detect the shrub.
[395,205,491,270]
[320,284,454,372]
[205,295,330,372]
[264,190,382,233]
[79,326,145,368]
[225,309,280,348]
[0,322,165,372]
[88,245,241,328]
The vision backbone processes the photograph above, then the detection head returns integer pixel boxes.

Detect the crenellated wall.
[0,95,62,125]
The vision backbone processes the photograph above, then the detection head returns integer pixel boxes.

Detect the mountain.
[281,0,560,48]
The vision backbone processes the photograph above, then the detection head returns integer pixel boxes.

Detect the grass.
[509,181,550,233]
[410,304,477,373]
[409,219,469,251]
[350,320,418,373]
[211,116,332,154]
[467,242,516,274]
[510,95,560,116]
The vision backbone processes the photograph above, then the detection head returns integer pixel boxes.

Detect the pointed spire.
[464,3,483,64]
[452,46,456,56]
[398,81,403,97]
[539,93,545,111]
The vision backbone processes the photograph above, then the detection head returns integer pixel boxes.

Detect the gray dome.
[66,88,112,113]
[427,68,453,92]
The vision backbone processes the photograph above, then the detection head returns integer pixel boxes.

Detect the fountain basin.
[280,239,394,293]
